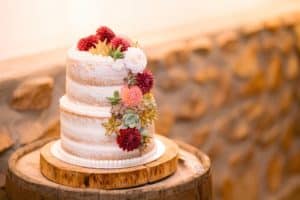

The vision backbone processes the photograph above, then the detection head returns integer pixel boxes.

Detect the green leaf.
[107,91,121,105]
[110,46,124,60]
[113,91,120,98]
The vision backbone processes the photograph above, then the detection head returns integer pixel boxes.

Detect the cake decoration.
[123,47,147,73]
[136,70,154,94]
[77,26,146,72]
[96,26,115,42]
[117,128,142,151]
[76,26,157,152]
[120,85,143,107]
[103,70,157,152]
[111,37,131,52]
[77,35,99,51]
[77,26,132,60]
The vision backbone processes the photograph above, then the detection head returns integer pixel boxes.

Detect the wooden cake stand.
[6,135,212,200]
[40,135,179,189]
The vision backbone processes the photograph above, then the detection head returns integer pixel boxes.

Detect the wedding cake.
[51,26,164,169]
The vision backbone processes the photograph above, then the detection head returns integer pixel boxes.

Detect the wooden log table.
[5,137,212,200]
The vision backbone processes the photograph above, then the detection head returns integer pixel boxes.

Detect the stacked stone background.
[1,13,300,200]
[0,63,65,199]
[152,13,300,200]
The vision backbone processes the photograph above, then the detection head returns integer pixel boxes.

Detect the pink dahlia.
[117,128,141,151]
[77,35,99,51]
[111,37,130,52]
[96,26,115,42]
[121,85,143,107]
[136,70,154,94]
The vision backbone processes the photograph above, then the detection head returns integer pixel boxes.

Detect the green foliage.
[110,47,124,60]
[123,111,140,128]
[107,91,121,105]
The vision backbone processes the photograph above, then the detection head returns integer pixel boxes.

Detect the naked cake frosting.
[52,26,164,168]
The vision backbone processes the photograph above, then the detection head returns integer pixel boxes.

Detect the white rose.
[124,47,147,73]
[112,59,125,71]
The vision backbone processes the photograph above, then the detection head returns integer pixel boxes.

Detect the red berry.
[96,26,115,42]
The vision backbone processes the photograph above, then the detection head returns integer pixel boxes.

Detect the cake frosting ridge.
[58,26,159,164]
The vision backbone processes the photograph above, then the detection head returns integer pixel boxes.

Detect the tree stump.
[6,137,212,200]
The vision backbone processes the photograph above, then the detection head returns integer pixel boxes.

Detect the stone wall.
[152,13,300,199]
[0,60,65,192]
[0,12,300,200]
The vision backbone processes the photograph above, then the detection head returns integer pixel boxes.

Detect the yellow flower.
[139,93,157,127]
[143,93,156,107]
[102,116,121,135]
[89,40,112,56]
[140,107,157,127]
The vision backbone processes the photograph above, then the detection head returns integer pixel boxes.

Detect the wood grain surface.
[6,136,212,200]
[40,135,179,189]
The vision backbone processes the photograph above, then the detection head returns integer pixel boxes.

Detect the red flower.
[136,70,154,94]
[111,37,130,52]
[117,128,141,151]
[96,26,115,42]
[77,35,99,51]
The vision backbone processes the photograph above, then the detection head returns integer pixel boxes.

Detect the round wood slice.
[40,135,179,189]
[6,136,212,200]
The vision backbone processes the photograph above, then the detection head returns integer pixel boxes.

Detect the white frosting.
[67,47,128,86]
[67,46,148,86]
[112,59,126,71]
[66,77,122,105]
[60,111,111,144]
[68,46,115,64]
[60,95,111,118]
[51,138,165,168]
[61,135,141,159]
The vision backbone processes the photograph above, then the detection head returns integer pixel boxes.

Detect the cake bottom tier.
[61,134,155,160]
[59,95,156,160]
[51,138,165,169]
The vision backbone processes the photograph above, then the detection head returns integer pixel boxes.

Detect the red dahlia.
[96,26,115,42]
[77,35,99,51]
[117,128,141,151]
[111,37,130,52]
[136,70,154,94]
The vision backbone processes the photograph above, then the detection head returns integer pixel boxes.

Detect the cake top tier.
[73,26,147,74]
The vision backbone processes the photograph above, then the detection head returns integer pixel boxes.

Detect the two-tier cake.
[51,26,165,168]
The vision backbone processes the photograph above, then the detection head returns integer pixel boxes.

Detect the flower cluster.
[77,26,130,59]
[77,26,147,73]
[102,70,156,152]
[78,26,155,152]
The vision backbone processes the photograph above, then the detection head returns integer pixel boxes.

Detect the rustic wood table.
[6,137,212,200]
